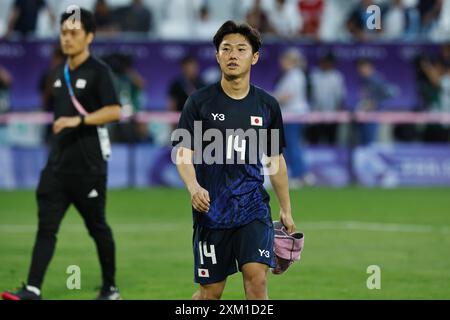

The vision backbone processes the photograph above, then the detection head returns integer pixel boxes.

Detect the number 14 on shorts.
[199,241,217,265]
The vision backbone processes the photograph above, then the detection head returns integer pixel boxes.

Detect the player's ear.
[215,51,220,64]
[251,51,259,66]
[86,32,94,45]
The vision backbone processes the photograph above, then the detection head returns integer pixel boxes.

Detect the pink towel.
[272,220,304,275]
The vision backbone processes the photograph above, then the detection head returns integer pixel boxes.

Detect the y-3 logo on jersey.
[259,249,270,258]
[211,113,225,121]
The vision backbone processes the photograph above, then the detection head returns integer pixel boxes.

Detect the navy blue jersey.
[173,82,286,229]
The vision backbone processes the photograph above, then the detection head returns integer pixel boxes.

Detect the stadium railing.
[1,111,450,125]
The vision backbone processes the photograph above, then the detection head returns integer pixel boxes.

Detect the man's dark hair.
[181,55,197,66]
[213,20,262,53]
[320,51,336,64]
[357,57,373,66]
[60,7,96,34]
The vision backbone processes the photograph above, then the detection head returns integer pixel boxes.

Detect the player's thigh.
[71,174,108,226]
[233,219,275,271]
[194,279,227,300]
[241,262,269,282]
[193,225,237,286]
[36,169,70,228]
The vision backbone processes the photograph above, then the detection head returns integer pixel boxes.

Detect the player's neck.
[68,49,90,70]
[220,75,250,100]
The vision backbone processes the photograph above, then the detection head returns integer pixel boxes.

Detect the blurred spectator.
[158,0,199,39]
[346,0,384,42]
[204,0,242,22]
[193,5,221,40]
[430,0,450,41]
[268,0,302,37]
[438,42,450,66]
[319,0,358,41]
[419,56,450,142]
[274,48,313,187]
[102,53,147,142]
[94,0,118,36]
[114,0,153,34]
[309,52,346,145]
[356,58,396,145]
[0,66,12,113]
[168,55,205,112]
[39,46,65,112]
[4,0,55,38]
[417,0,443,36]
[415,55,440,112]
[245,0,275,34]
[383,0,407,39]
[38,46,65,145]
[298,0,324,39]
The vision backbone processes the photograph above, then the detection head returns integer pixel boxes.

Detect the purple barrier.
[1,144,449,189]
[354,144,450,187]
[0,40,441,111]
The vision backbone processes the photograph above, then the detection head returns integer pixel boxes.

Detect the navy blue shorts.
[192,219,276,285]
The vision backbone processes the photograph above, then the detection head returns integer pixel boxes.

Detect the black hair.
[60,7,96,34]
[181,55,197,65]
[213,20,262,53]
[357,57,373,66]
[320,51,336,64]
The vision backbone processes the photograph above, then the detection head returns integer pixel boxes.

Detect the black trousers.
[27,169,116,289]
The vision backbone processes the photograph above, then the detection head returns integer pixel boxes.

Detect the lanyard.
[63,61,88,116]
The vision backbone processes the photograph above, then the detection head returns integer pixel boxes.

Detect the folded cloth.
[272,220,304,275]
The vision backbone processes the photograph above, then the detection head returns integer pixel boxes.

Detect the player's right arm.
[175,147,210,213]
[268,153,296,234]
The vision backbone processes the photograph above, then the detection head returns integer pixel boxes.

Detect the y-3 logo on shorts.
[259,249,270,258]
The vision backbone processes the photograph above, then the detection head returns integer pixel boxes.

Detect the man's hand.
[280,210,296,234]
[53,116,81,134]
[190,185,210,213]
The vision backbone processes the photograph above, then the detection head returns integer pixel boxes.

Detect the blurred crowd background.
[0,0,449,41]
[0,0,449,188]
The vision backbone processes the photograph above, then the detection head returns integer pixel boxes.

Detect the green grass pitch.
[1,187,449,300]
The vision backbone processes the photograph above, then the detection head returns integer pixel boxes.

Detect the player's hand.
[280,210,296,234]
[53,116,81,134]
[190,186,210,213]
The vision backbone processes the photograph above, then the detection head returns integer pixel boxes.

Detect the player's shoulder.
[189,82,220,105]
[252,85,280,110]
[53,62,65,75]
[89,56,113,72]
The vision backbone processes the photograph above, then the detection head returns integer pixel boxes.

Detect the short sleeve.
[97,64,120,107]
[267,100,286,156]
[171,96,199,149]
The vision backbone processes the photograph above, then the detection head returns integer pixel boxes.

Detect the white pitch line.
[0,221,449,234]
[300,221,449,234]
[0,223,186,233]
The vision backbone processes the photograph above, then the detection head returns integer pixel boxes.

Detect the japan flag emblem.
[250,116,263,126]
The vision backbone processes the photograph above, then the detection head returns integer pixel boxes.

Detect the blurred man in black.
[168,55,205,112]
[2,8,122,300]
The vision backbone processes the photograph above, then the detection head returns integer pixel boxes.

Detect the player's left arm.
[268,153,296,234]
[53,105,121,134]
[54,63,121,134]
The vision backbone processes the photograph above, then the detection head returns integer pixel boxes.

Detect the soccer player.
[2,8,121,300]
[173,21,297,300]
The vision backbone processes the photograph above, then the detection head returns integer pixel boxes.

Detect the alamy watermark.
[366,5,381,30]
[171,122,281,175]
[366,265,381,290]
[66,265,81,290]
[64,5,81,30]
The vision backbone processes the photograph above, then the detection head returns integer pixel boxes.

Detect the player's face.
[60,20,93,56]
[216,33,259,79]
